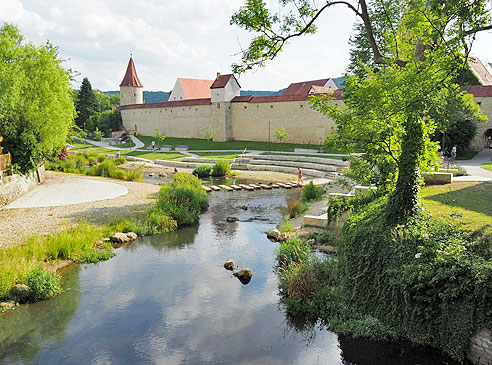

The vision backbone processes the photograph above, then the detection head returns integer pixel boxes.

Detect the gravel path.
[455,148,492,181]
[0,172,160,248]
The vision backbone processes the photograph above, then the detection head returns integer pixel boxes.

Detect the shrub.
[25,267,61,302]
[192,164,213,178]
[301,182,324,202]
[275,236,310,269]
[278,216,294,233]
[287,200,308,218]
[145,209,178,233]
[212,160,231,177]
[72,249,115,264]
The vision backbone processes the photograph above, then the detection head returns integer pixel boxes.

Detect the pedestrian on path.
[451,145,457,161]
[297,167,303,185]
[151,141,156,151]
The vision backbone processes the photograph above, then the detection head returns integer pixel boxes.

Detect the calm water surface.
[0,189,461,364]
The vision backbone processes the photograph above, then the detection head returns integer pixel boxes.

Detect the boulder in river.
[224,259,235,270]
[266,228,287,242]
[226,216,239,223]
[233,268,253,285]
[110,232,138,243]
[10,284,30,304]
[238,205,248,210]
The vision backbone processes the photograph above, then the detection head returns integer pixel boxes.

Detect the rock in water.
[10,284,30,304]
[266,228,287,242]
[239,205,248,210]
[110,232,138,243]
[224,259,234,270]
[226,216,239,223]
[233,268,253,285]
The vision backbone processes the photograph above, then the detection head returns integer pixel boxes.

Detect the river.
[0,187,462,364]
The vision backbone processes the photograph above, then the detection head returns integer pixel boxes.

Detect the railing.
[232,148,248,167]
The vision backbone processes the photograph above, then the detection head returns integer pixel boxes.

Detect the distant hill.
[103,91,170,103]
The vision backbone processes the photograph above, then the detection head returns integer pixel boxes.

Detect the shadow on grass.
[422,181,492,217]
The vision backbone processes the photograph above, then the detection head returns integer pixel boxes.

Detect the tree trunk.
[386,116,424,224]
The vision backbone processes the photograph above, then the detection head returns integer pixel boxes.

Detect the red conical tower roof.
[120,57,143,87]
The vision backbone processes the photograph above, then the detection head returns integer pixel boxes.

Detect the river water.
[0,188,462,364]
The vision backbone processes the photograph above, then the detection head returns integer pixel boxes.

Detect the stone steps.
[250,159,338,172]
[248,154,348,167]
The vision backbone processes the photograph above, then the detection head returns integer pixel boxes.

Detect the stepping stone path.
[203,182,303,192]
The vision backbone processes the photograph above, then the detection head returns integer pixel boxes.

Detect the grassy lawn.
[261,152,347,160]
[480,163,492,171]
[193,152,239,159]
[421,181,492,233]
[135,135,338,152]
[70,141,184,161]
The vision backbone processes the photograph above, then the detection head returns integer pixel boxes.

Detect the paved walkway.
[4,174,128,209]
[454,149,492,181]
[78,135,144,150]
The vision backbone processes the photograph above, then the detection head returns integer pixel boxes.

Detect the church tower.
[119,56,143,105]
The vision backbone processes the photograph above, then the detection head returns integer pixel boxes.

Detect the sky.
[1,0,492,92]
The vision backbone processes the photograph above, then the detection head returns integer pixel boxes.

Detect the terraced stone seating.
[175,145,189,151]
[160,145,172,151]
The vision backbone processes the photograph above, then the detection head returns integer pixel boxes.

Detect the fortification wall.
[121,104,211,138]
[471,96,492,151]
[230,100,339,144]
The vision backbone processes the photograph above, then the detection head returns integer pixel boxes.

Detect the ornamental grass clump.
[212,160,231,177]
[301,182,324,202]
[192,164,213,178]
[287,200,308,218]
[24,267,61,302]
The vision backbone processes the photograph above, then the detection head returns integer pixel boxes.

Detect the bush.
[72,249,115,264]
[287,200,308,218]
[278,216,294,233]
[192,164,213,178]
[301,182,324,202]
[212,160,231,177]
[25,268,61,302]
[145,209,178,233]
[275,237,311,269]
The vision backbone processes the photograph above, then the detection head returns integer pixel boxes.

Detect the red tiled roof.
[118,98,211,110]
[231,95,253,102]
[210,74,241,89]
[282,78,331,96]
[177,78,214,99]
[120,57,143,87]
[467,85,492,97]
[232,89,343,103]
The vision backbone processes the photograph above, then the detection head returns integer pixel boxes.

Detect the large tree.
[0,23,75,173]
[75,77,98,131]
[232,0,491,223]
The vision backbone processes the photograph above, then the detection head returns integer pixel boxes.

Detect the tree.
[0,23,75,173]
[274,124,287,143]
[204,124,214,145]
[154,128,166,150]
[232,0,491,223]
[75,77,97,131]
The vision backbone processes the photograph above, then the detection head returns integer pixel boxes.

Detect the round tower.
[119,56,143,105]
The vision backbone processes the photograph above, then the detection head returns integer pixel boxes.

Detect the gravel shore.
[0,171,160,248]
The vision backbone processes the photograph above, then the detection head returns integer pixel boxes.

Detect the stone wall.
[121,104,212,139]
[230,100,339,144]
[467,328,492,365]
[471,96,492,151]
[0,164,44,207]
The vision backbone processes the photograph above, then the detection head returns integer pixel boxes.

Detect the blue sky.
[1,0,492,91]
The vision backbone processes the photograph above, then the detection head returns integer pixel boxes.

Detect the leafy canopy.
[0,23,75,173]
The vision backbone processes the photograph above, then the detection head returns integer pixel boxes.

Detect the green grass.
[0,223,115,300]
[116,140,135,148]
[262,152,347,160]
[70,141,184,161]
[135,135,338,152]
[480,163,492,172]
[421,181,492,233]
[193,152,239,159]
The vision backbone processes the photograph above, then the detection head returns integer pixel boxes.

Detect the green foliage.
[326,190,381,224]
[0,23,75,173]
[71,249,115,264]
[336,198,492,360]
[301,182,323,202]
[278,216,294,233]
[204,124,214,143]
[24,268,61,302]
[275,236,311,269]
[274,124,288,143]
[155,173,209,226]
[287,200,308,218]
[98,109,122,136]
[94,127,104,141]
[212,159,231,177]
[154,128,166,149]
[192,164,213,178]
[75,77,98,131]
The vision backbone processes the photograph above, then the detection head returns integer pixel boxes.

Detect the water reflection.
[0,189,463,364]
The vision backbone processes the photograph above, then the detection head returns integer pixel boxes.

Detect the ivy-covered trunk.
[386,116,424,224]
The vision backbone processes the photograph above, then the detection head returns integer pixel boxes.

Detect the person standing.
[151,140,156,151]
[297,167,303,185]
[451,145,457,161]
